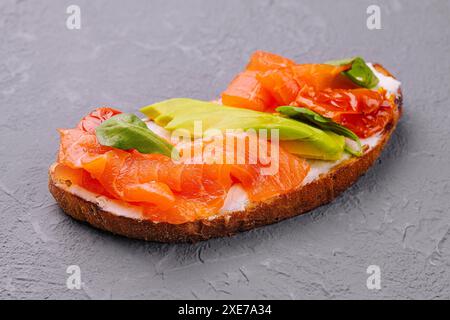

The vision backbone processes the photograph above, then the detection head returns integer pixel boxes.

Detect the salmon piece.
[78,107,121,134]
[57,128,231,221]
[80,170,110,195]
[57,129,111,169]
[221,70,274,111]
[257,68,300,106]
[292,86,394,138]
[292,64,357,90]
[188,132,310,202]
[53,163,84,186]
[225,52,395,139]
[225,133,310,201]
[53,163,109,195]
[142,195,226,224]
[338,106,394,138]
[81,150,177,210]
[57,109,310,224]
[246,50,295,72]
[288,61,395,138]
[225,54,355,111]
[81,154,107,180]
[236,155,309,202]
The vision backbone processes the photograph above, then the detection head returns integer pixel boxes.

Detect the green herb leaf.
[95,113,177,158]
[276,106,363,156]
[325,56,379,89]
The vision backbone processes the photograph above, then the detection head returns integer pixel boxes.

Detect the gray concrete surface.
[1,0,449,299]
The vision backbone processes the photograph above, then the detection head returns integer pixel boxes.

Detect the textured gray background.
[1,0,449,299]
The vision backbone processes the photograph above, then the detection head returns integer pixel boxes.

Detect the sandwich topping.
[221,51,399,138]
[52,51,401,224]
[55,108,310,224]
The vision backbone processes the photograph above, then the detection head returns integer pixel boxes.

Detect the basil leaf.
[95,113,176,158]
[325,56,379,89]
[276,106,363,156]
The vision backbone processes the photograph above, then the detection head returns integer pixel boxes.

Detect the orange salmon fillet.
[55,109,310,224]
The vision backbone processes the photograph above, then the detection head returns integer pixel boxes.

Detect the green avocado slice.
[140,98,345,160]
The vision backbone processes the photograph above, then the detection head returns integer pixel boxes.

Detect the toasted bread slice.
[48,91,402,242]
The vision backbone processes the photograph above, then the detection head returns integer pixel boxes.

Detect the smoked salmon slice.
[256,68,300,106]
[291,64,356,90]
[221,70,274,111]
[222,51,294,110]
[222,54,356,111]
[221,51,396,138]
[256,64,356,107]
[55,108,310,224]
[246,50,295,72]
[77,107,122,134]
[292,86,393,137]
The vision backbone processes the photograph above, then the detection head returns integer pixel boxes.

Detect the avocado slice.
[280,131,345,161]
[140,98,344,160]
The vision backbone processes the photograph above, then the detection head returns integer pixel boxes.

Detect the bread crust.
[48,70,402,243]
